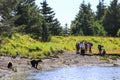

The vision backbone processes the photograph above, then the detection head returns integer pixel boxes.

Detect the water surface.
[25,66,120,80]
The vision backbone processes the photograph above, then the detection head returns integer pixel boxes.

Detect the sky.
[35,0,117,27]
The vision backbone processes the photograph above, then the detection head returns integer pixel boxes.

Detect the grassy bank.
[0,33,120,58]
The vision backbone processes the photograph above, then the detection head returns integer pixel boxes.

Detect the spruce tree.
[71,1,95,36]
[40,0,51,41]
[40,0,62,36]
[103,0,120,36]
[41,20,51,42]
[96,0,106,20]
[15,0,43,37]
[0,0,20,20]
[51,19,63,35]
[0,0,21,36]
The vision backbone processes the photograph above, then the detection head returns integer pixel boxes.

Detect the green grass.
[0,33,120,58]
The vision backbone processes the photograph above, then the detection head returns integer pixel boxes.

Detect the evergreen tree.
[15,0,43,37]
[0,0,21,36]
[96,0,106,20]
[41,20,51,42]
[103,0,120,36]
[40,0,51,41]
[71,21,83,35]
[0,0,20,20]
[71,1,95,36]
[40,0,62,36]
[41,0,55,23]
[92,21,106,36]
[51,19,63,35]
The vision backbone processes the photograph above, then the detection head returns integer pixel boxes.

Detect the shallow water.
[25,66,120,80]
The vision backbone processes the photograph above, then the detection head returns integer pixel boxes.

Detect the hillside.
[0,34,120,58]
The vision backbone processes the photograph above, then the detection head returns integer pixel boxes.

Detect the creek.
[25,66,120,80]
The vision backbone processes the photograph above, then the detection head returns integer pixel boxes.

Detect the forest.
[0,0,120,40]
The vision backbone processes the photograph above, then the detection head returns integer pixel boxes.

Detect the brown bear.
[31,59,42,69]
[7,62,13,69]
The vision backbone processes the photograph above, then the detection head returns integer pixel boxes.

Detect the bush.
[92,21,107,36]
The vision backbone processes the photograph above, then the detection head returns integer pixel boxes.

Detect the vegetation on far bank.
[0,33,120,58]
[0,0,120,43]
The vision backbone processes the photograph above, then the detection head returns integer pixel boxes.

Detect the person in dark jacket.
[101,49,106,56]
[88,42,93,53]
[76,42,80,54]
[84,41,88,53]
[80,41,85,55]
[98,44,103,54]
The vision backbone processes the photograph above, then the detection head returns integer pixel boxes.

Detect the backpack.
[91,43,93,46]
[89,42,93,46]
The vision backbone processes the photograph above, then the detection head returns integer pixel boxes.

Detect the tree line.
[0,0,120,42]
[0,0,64,42]
[71,0,120,37]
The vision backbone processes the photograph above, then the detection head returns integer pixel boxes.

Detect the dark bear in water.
[7,62,13,69]
[31,59,42,69]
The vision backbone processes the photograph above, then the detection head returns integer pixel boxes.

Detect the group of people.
[76,40,106,56]
[76,40,93,55]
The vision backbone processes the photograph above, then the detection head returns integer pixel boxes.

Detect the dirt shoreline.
[0,52,120,80]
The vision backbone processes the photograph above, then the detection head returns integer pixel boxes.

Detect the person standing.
[102,49,106,56]
[84,41,88,53]
[98,44,103,54]
[88,42,93,53]
[76,42,80,54]
[80,41,85,55]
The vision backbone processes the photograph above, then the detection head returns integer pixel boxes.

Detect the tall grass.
[0,33,120,58]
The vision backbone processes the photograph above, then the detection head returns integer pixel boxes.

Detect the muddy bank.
[0,56,31,80]
[0,52,120,80]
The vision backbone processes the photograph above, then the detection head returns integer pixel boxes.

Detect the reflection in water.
[25,66,120,80]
